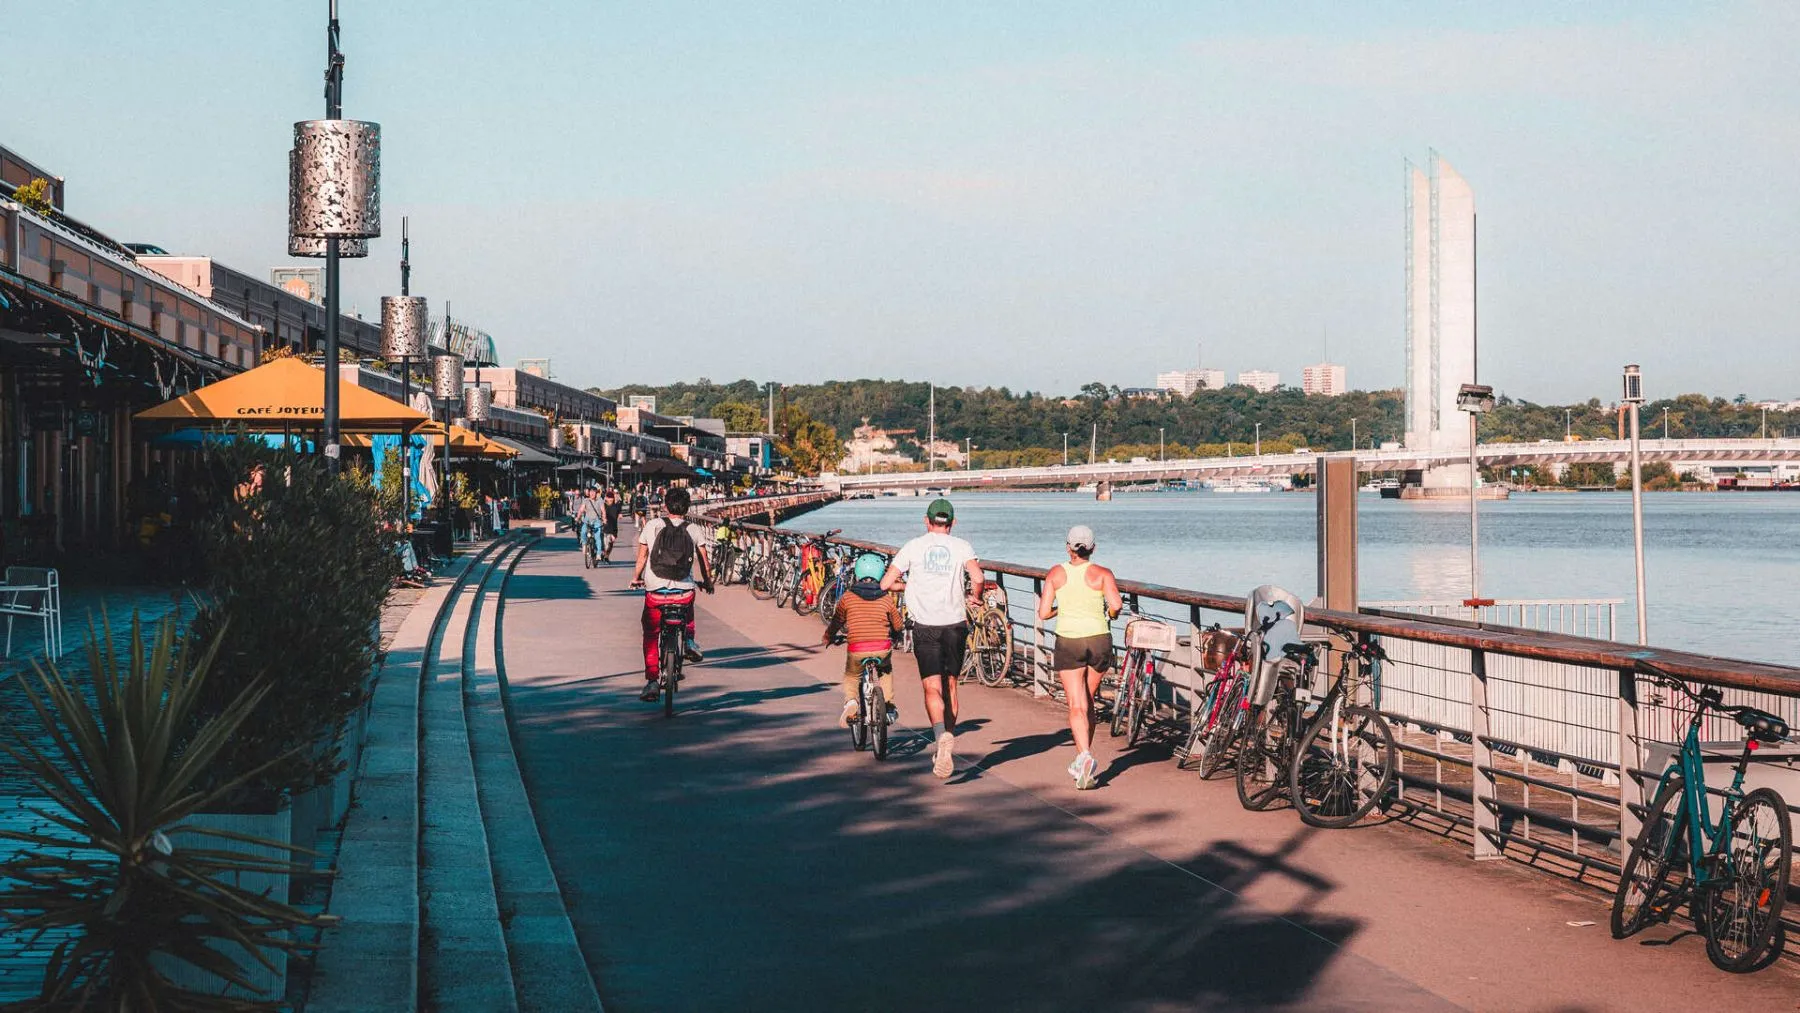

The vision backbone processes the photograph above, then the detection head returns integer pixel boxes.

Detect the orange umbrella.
[134,357,429,433]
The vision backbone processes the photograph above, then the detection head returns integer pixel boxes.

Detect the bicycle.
[815,545,855,625]
[1235,640,1321,810]
[1287,634,1398,827]
[1611,662,1792,972]
[847,655,891,760]
[1184,621,1270,779]
[1111,615,1178,747]
[793,532,841,616]
[962,601,1015,688]
[651,597,693,719]
[581,526,598,570]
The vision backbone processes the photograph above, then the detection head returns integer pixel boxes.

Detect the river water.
[782,490,1799,666]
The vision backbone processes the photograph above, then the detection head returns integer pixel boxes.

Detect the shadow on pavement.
[505,574,598,602]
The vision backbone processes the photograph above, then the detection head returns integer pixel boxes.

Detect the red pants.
[642,588,697,678]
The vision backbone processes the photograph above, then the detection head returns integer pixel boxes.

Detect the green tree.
[11,176,53,214]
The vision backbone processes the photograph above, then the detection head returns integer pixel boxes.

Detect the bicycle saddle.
[1736,708,1790,744]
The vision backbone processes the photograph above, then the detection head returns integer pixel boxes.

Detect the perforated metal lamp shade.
[463,385,492,423]
[291,120,382,239]
[380,296,429,360]
[288,149,369,257]
[600,441,616,458]
[1622,364,1645,404]
[432,353,464,401]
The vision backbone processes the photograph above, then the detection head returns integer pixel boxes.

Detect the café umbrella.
[134,357,429,433]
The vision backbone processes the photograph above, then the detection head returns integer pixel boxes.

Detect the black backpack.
[648,519,695,580]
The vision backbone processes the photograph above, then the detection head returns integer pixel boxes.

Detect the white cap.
[1067,525,1096,550]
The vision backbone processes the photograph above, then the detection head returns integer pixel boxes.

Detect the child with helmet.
[822,552,904,728]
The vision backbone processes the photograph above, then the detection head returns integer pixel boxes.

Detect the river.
[781,490,1799,666]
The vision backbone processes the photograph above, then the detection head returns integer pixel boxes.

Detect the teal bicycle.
[1611,663,1793,972]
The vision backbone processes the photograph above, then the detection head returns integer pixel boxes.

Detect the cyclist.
[572,487,604,559]
[600,487,623,562]
[881,498,983,779]
[629,486,714,701]
[631,488,649,530]
[822,553,904,728]
[1037,525,1123,790]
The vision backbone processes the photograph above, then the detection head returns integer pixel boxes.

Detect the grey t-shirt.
[639,516,710,591]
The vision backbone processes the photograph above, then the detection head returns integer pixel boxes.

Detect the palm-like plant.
[0,615,323,1011]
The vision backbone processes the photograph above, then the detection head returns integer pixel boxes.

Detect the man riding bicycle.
[600,487,623,562]
[823,553,904,729]
[573,487,605,559]
[630,486,713,702]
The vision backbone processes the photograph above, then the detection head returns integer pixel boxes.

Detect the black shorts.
[912,622,968,680]
[1053,633,1113,673]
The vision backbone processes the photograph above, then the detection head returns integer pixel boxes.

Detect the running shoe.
[683,638,704,663]
[839,699,859,727]
[933,732,955,778]
[639,680,661,702]
[1073,751,1099,790]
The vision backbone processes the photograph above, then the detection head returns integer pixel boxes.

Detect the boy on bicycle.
[822,553,903,728]
[629,486,714,701]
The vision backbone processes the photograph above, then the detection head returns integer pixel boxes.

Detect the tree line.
[593,378,1798,474]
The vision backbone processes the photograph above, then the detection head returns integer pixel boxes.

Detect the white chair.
[0,566,62,659]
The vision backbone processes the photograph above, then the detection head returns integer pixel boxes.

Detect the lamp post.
[1254,422,1261,457]
[378,290,426,520]
[1062,432,1068,467]
[1662,407,1670,442]
[1351,418,1357,451]
[1623,364,1648,644]
[1565,408,1572,441]
[1457,383,1496,606]
[432,352,462,527]
[1159,427,1165,462]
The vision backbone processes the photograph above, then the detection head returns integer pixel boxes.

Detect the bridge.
[831,437,1800,491]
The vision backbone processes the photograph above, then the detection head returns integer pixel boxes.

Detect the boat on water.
[1075,482,1098,494]
[1372,478,1403,498]
[1205,478,1275,494]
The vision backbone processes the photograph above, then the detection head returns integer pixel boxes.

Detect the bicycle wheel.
[749,558,776,600]
[1610,774,1690,939]
[1235,700,1289,811]
[1110,653,1139,738]
[849,689,869,752]
[1700,786,1791,972]
[868,679,889,760]
[818,577,843,625]
[972,608,1012,688]
[582,536,595,569]
[1178,676,1223,769]
[774,566,797,608]
[660,646,678,719]
[1197,677,1248,779]
[1290,704,1398,828]
[794,568,820,616]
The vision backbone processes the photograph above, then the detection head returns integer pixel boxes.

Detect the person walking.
[1037,524,1122,790]
[882,498,983,779]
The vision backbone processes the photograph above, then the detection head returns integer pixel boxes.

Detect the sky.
[4,2,1796,401]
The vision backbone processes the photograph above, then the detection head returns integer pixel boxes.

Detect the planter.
[158,809,293,1001]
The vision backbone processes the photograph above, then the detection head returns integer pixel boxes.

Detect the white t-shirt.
[639,516,710,591]
[891,531,977,627]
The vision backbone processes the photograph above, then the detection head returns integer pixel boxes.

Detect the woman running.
[1037,524,1122,789]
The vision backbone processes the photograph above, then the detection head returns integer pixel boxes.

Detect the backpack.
[648,519,696,580]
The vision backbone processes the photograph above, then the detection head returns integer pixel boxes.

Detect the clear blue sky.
[4,2,1795,401]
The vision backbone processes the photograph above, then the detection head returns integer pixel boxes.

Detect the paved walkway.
[500,531,1800,1013]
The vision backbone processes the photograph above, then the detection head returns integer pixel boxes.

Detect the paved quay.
[499,529,1800,1013]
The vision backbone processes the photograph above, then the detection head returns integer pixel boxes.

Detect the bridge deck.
[500,530,1799,1012]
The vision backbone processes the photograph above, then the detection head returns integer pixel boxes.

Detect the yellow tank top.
[1053,561,1110,638]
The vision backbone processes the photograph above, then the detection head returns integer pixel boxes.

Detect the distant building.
[1120,387,1163,400]
[1237,370,1280,393]
[1302,363,1347,396]
[1155,368,1226,397]
[1405,152,1478,492]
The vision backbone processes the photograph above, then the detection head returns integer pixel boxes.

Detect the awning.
[133,357,429,433]
[629,456,696,478]
[489,435,558,465]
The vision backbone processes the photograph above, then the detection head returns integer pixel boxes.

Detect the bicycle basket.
[1124,618,1178,652]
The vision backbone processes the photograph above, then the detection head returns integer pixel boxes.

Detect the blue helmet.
[853,553,886,582]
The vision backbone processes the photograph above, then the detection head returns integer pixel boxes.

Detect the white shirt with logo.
[891,532,976,627]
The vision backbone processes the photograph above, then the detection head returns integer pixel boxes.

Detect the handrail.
[732,519,1800,697]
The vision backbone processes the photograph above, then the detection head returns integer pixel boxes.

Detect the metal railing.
[727,519,1800,933]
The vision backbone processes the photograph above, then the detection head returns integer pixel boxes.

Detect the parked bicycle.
[962,584,1015,687]
[1287,634,1398,827]
[1611,662,1792,972]
[1235,639,1321,810]
[1111,614,1178,747]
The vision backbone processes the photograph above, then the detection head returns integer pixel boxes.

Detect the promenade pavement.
[500,529,1800,1013]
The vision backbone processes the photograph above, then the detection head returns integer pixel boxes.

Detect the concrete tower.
[1404,153,1477,491]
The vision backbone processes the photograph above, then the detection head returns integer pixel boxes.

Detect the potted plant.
[0,615,322,1009]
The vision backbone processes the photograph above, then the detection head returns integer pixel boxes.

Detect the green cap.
[926,497,955,522]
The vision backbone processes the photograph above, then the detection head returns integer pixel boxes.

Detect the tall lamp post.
[1254,422,1261,457]
[432,352,463,529]
[1159,427,1165,462]
[288,0,382,471]
[378,291,426,519]
[1623,364,1648,644]
[1457,383,1496,606]
[1062,432,1068,467]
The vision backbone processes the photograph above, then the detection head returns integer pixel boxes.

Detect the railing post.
[1617,666,1643,845]
[1469,648,1500,860]
[1031,576,1048,698]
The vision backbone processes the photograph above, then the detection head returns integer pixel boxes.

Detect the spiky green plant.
[0,616,324,1011]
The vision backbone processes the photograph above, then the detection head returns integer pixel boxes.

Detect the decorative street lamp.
[432,352,462,525]
[1457,382,1496,606]
[288,3,381,472]
[380,290,427,519]
[1623,364,1647,644]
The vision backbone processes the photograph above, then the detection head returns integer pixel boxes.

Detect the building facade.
[1405,152,1478,491]
[138,255,383,359]
[1237,370,1280,393]
[1302,363,1347,396]
[1154,368,1226,397]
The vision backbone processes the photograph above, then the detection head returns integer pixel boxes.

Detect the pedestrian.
[881,498,984,779]
[1037,524,1122,789]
